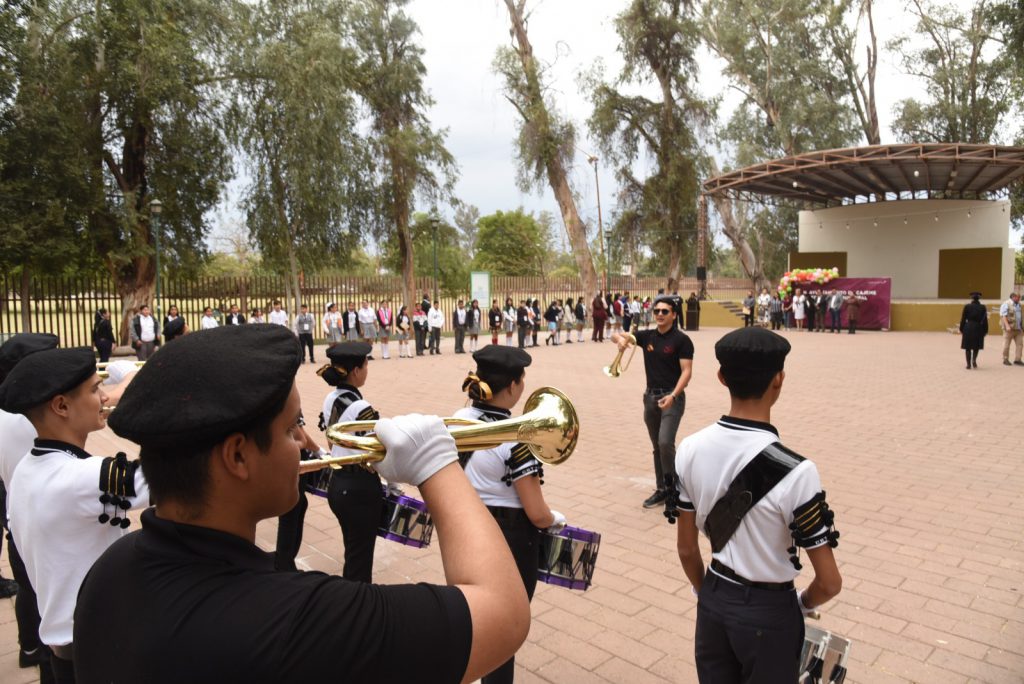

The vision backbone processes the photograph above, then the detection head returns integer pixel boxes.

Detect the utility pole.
[430,215,440,305]
[588,156,609,294]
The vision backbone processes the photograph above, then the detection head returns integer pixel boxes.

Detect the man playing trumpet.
[611,294,693,509]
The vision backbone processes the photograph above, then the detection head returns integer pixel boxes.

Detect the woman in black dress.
[93,309,115,362]
[960,291,988,369]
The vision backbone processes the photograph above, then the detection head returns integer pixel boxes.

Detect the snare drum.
[800,624,851,684]
[378,492,434,548]
[537,525,600,591]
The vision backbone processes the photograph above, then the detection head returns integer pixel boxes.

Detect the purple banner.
[795,278,892,330]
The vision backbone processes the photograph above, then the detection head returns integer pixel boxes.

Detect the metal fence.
[0,273,754,348]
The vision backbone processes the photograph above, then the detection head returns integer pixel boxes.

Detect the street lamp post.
[588,156,609,294]
[430,216,440,305]
[150,199,163,320]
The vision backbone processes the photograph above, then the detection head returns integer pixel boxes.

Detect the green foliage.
[233,0,371,274]
[890,0,1019,144]
[473,209,548,277]
[381,213,467,295]
[493,47,577,195]
[1016,248,1024,282]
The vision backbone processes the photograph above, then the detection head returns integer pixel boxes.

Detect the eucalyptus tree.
[585,0,712,291]
[496,0,599,299]
[890,0,1018,145]
[233,0,374,317]
[349,0,457,312]
[1,0,233,341]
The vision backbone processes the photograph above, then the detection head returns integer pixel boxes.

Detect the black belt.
[487,505,529,522]
[710,559,794,591]
[645,387,675,395]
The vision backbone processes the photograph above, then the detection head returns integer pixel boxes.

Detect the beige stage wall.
[797,199,1014,299]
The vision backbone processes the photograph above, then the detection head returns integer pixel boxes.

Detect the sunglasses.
[653,308,673,315]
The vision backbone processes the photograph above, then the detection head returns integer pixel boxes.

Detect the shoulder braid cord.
[787,491,840,570]
[97,452,140,528]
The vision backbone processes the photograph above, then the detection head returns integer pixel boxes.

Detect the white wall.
[798,199,1013,299]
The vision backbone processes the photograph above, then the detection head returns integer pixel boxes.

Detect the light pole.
[150,199,163,320]
[430,215,440,305]
[588,156,609,294]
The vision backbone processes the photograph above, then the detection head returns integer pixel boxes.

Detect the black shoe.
[966,364,972,369]
[972,361,977,368]
[1004,360,1012,366]
[642,489,668,509]
[19,647,46,668]
[566,339,572,344]
[0,577,18,598]
[1015,361,1024,367]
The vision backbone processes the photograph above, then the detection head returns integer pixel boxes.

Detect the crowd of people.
[745,287,866,334]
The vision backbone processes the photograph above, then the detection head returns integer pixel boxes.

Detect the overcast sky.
[212,0,1001,251]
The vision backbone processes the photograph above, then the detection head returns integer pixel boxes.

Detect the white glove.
[102,360,139,386]
[798,591,816,617]
[385,481,405,497]
[371,414,457,486]
[547,510,567,533]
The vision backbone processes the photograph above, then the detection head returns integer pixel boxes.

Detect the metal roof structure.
[702,143,1024,206]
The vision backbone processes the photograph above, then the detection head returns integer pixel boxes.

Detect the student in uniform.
[673,327,842,683]
[294,304,316,363]
[0,333,59,682]
[488,299,504,346]
[502,298,517,346]
[467,299,483,353]
[315,342,388,582]
[0,347,150,683]
[322,302,342,347]
[395,305,411,358]
[454,345,566,684]
[611,295,693,509]
[73,324,530,683]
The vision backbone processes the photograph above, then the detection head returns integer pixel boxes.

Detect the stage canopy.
[703,143,1024,206]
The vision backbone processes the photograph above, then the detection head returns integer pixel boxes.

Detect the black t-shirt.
[634,327,694,390]
[74,509,472,684]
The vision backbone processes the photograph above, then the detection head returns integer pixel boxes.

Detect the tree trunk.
[666,242,681,293]
[19,268,32,333]
[389,144,416,311]
[114,257,156,345]
[504,0,598,299]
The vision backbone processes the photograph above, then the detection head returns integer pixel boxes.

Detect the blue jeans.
[830,309,842,332]
[643,390,685,488]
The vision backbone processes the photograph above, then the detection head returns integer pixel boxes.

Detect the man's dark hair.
[139,390,290,512]
[719,367,778,400]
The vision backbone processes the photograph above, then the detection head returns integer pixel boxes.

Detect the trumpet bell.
[602,365,620,378]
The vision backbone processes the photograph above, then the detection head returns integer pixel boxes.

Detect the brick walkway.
[1,327,1022,683]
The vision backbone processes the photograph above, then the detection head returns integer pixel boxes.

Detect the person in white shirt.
[129,305,159,360]
[454,345,565,683]
[322,303,342,346]
[294,304,316,363]
[502,298,517,347]
[1,348,150,682]
[427,304,444,355]
[268,300,289,327]
[357,302,378,352]
[673,327,841,682]
[200,307,219,331]
[792,288,807,331]
[756,288,772,328]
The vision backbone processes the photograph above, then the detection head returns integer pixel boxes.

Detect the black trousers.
[327,467,385,583]
[50,649,75,684]
[482,507,539,684]
[95,339,112,363]
[454,326,466,352]
[695,571,804,684]
[429,328,441,353]
[275,487,309,571]
[414,326,426,354]
[298,333,315,361]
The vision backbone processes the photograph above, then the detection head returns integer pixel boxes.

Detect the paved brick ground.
[1,326,1022,683]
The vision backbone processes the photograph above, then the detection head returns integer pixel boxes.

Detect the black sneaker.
[1004,360,1012,366]
[643,489,668,509]
[0,577,18,598]
[19,648,44,668]
[1015,361,1024,367]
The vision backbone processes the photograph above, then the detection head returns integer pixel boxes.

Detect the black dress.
[959,300,988,350]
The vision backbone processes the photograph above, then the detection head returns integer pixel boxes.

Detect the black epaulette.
[786,490,840,570]
[97,452,140,529]
[501,443,544,487]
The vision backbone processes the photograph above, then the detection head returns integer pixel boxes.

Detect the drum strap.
[704,442,804,553]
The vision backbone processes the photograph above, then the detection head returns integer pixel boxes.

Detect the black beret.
[969,291,982,298]
[715,327,791,374]
[0,333,60,382]
[0,347,96,414]
[108,325,301,449]
[163,317,185,338]
[326,341,372,368]
[472,345,532,377]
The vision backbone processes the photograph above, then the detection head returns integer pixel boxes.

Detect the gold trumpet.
[97,361,145,380]
[603,333,637,377]
[298,387,579,475]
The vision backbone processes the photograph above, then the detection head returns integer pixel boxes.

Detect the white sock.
[382,342,390,359]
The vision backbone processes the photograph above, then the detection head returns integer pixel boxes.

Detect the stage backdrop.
[797,277,892,330]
